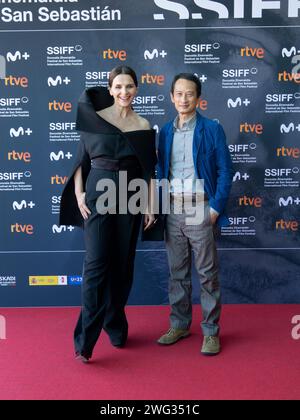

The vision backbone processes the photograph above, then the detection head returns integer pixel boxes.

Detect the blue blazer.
[157,112,234,227]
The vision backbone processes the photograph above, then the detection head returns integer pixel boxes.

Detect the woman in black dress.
[59,66,157,362]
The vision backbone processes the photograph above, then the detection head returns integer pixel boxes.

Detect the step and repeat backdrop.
[0,0,299,306]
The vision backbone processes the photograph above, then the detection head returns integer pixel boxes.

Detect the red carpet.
[0,305,299,400]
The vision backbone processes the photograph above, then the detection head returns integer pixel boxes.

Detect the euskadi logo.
[280,123,300,133]
[153,0,300,20]
[291,315,300,340]
[52,224,75,233]
[144,49,167,60]
[279,196,300,207]
[6,51,30,62]
[10,127,33,137]
[282,47,300,58]
[47,76,71,87]
[47,45,83,56]
[223,68,258,78]
[233,172,250,182]
[50,151,73,161]
[227,97,251,108]
[12,200,35,210]
[0,97,29,107]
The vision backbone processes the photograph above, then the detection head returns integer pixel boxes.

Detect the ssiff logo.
[0,315,6,340]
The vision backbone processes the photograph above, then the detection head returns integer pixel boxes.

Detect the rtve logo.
[240,46,264,59]
[278,71,300,84]
[240,123,263,135]
[12,200,35,210]
[6,51,30,61]
[48,100,72,112]
[276,147,300,158]
[102,49,127,61]
[7,150,31,162]
[3,76,28,88]
[196,98,208,111]
[47,76,71,87]
[238,196,262,207]
[141,73,165,86]
[10,127,33,137]
[51,175,68,185]
[280,123,300,134]
[276,219,299,231]
[11,223,34,235]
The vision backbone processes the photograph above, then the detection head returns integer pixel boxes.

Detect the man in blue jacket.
[157,73,233,355]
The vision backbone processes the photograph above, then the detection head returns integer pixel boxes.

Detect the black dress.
[59,87,156,358]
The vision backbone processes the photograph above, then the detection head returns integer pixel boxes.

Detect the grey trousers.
[165,200,221,337]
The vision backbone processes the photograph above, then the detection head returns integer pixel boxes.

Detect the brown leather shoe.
[157,328,190,345]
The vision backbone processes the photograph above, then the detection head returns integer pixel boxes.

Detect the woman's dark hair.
[108,65,138,88]
[171,73,201,97]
